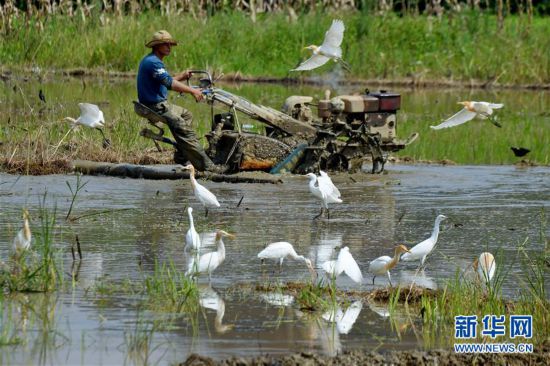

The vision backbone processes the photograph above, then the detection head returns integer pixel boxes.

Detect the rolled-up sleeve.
[152,62,173,90]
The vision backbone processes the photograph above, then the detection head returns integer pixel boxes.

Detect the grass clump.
[0,198,64,293]
[91,260,200,316]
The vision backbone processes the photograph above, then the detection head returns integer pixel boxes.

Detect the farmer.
[137,30,222,172]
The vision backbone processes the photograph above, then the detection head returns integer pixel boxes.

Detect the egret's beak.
[226,233,236,240]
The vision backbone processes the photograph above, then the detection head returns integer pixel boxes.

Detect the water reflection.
[398,269,438,290]
[322,301,363,334]
[199,286,234,334]
[260,293,295,307]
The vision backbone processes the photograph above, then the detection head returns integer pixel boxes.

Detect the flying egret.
[13,209,31,257]
[430,101,504,130]
[185,207,201,251]
[473,252,496,284]
[186,230,235,281]
[400,214,447,268]
[305,172,342,220]
[181,164,220,217]
[368,244,411,286]
[322,301,363,334]
[257,242,316,279]
[322,246,363,284]
[291,19,350,72]
[56,103,111,150]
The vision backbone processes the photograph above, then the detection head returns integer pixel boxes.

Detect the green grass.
[0,197,64,293]
[1,11,549,85]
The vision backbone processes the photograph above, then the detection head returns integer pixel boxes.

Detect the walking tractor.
[134,71,418,174]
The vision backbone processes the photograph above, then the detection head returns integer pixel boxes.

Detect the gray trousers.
[148,101,213,171]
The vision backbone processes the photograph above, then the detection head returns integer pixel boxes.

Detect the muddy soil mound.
[180,345,550,366]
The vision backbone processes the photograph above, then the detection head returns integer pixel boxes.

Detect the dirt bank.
[180,345,550,366]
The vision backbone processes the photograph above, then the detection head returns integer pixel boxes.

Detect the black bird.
[511,147,530,157]
[39,89,46,103]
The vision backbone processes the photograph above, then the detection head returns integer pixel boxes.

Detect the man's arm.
[170,79,204,102]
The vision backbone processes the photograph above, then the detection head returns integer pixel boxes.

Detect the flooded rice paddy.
[0,163,549,364]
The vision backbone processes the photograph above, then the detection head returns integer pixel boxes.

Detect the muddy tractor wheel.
[323,153,349,172]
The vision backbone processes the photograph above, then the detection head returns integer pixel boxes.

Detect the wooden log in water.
[71,160,282,184]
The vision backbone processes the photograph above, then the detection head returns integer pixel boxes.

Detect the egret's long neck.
[215,300,225,324]
[431,218,442,241]
[189,168,197,190]
[216,235,225,260]
[23,217,31,240]
[308,177,318,190]
[188,210,195,229]
[386,250,402,271]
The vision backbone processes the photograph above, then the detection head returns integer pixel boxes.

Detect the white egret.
[305,172,342,219]
[56,103,111,150]
[13,209,31,257]
[291,19,349,72]
[430,101,504,130]
[257,242,316,279]
[181,164,220,217]
[184,207,201,251]
[319,170,341,198]
[322,246,363,284]
[368,244,411,286]
[473,252,496,284]
[186,230,235,281]
[322,301,363,334]
[199,286,234,333]
[401,214,447,267]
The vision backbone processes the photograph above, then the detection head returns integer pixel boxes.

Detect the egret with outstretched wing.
[56,103,111,151]
[322,246,363,284]
[306,172,342,220]
[291,20,349,72]
[431,101,504,130]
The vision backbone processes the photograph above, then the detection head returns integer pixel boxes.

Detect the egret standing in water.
[185,207,201,251]
[401,214,447,268]
[186,230,235,281]
[431,101,504,130]
[258,242,316,279]
[13,209,31,257]
[56,103,111,151]
[322,246,363,284]
[181,164,220,217]
[291,19,350,72]
[473,252,496,284]
[368,245,411,286]
[306,172,342,220]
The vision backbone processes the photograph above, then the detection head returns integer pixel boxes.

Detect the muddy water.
[0,164,549,364]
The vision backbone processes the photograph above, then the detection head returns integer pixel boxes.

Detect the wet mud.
[181,344,550,366]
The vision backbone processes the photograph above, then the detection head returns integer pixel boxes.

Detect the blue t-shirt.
[137,53,174,104]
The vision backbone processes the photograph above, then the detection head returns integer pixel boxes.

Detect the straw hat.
[145,30,178,48]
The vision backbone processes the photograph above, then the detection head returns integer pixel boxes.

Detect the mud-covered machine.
[134,71,417,174]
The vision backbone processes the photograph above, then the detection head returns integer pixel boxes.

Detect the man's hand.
[191,88,204,102]
[175,70,192,81]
